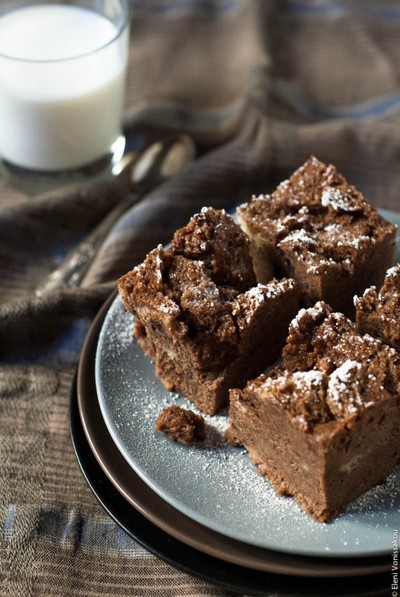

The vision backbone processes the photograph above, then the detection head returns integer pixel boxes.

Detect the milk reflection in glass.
[0,3,129,171]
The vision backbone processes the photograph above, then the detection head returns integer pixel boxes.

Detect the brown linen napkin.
[2,1,400,596]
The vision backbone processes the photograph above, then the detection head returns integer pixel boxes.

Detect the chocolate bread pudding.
[226,301,400,522]
[118,207,301,414]
[236,157,396,315]
[355,264,400,350]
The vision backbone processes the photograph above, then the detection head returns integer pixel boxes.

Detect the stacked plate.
[71,211,400,597]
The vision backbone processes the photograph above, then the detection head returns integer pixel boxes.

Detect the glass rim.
[0,0,130,64]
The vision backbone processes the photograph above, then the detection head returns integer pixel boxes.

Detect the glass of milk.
[0,0,130,174]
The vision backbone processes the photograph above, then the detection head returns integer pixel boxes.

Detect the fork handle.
[35,191,140,295]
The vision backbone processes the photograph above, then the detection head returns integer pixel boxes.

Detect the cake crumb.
[156,404,206,446]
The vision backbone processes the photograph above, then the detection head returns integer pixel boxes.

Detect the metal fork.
[35,134,195,296]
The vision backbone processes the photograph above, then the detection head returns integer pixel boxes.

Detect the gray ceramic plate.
[76,292,392,586]
[96,209,400,559]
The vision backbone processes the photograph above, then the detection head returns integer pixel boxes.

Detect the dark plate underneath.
[70,387,392,597]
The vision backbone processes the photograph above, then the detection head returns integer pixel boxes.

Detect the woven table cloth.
[1,1,400,595]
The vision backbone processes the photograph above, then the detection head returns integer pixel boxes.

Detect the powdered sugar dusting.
[255,279,295,301]
[242,283,268,305]
[326,360,363,415]
[293,369,325,388]
[265,369,325,395]
[279,228,316,247]
[321,187,358,212]
[386,264,400,278]
[233,280,296,325]
[290,301,327,330]
[329,359,361,388]
[251,193,270,202]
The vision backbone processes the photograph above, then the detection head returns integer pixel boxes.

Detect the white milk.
[0,4,128,170]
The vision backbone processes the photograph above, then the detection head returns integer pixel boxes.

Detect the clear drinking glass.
[0,0,130,174]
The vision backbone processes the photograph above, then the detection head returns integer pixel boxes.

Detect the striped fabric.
[1,1,400,595]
